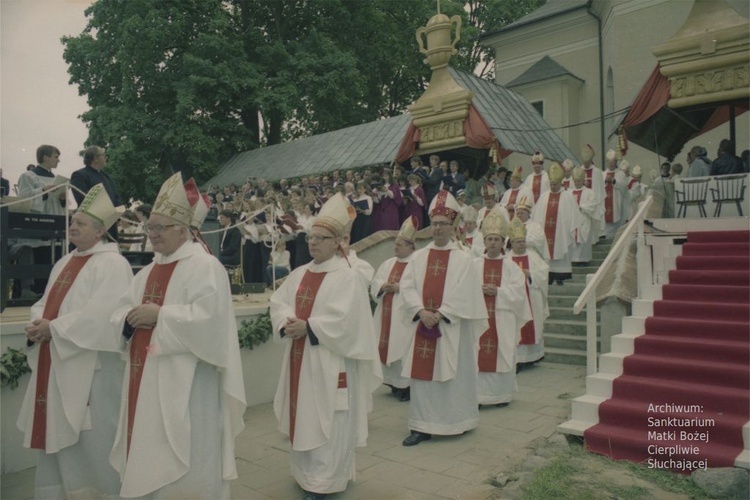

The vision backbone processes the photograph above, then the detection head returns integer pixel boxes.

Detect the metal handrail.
[573,194,653,375]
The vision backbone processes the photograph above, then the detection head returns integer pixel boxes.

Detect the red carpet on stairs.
[585,230,750,473]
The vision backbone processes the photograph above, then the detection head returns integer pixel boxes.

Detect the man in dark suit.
[218,209,242,267]
[422,155,444,204]
[71,146,124,240]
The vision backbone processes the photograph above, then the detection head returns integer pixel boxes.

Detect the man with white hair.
[397,190,487,446]
[500,167,533,220]
[513,196,549,262]
[628,165,648,206]
[561,159,575,190]
[270,193,381,499]
[508,219,549,365]
[603,149,628,238]
[580,144,605,236]
[531,163,579,285]
[523,151,550,203]
[475,212,529,406]
[477,183,510,229]
[461,206,483,257]
[570,167,600,265]
[110,173,246,498]
[18,185,132,499]
[371,217,419,402]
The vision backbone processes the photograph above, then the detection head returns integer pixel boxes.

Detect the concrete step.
[610,331,643,356]
[571,266,599,274]
[544,347,586,365]
[549,282,586,295]
[575,258,604,267]
[547,295,579,308]
[545,318,597,336]
[585,372,618,399]
[598,351,628,375]
[569,393,607,424]
[548,306,599,322]
[558,418,593,437]
[545,332,599,351]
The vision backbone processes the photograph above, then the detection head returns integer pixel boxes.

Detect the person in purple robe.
[373,169,403,231]
[403,173,427,229]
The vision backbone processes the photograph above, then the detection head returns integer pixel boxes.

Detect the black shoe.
[399,387,410,402]
[495,402,509,408]
[556,280,564,286]
[402,431,432,446]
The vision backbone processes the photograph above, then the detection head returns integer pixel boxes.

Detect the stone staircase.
[543,240,612,365]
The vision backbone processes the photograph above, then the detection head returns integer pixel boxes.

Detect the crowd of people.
[4,138,749,499]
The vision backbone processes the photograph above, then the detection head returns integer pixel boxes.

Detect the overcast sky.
[1,0,92,190]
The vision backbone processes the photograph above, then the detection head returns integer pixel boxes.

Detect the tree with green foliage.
[63,0,545,201]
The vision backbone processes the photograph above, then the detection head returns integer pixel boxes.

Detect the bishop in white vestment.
[18,185,132,499]
[270,194,381,498]
[110,174,246,499]
[396,191,488,446]
[370,217,419,400]
[474,213,530,406]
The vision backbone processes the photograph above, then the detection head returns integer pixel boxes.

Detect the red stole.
[507,189,519,219]
[543,192,561,258]
[511,255,535,345]
[465,235,474,247]
[289,271,327,445]
[127,261,178,456]
[604,171,615,223]
[30,255,93,450]
[411,249,450,381]
[478,259,503,372]
[532,174,542,202]
[562,179,571,191]
[378,261,407,364]
[584,168,594,189]
[628,178,638,190]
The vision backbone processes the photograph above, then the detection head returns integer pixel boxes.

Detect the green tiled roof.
[478,0,591,40]
[207,114,410,185]
[506,55,583,88]
[449,67,577,162]
[208,67,577,186]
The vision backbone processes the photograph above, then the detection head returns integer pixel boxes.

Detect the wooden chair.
[710,174,746,217]
[675,178,710,218]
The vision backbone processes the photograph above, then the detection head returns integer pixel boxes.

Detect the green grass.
[518,439,710,500]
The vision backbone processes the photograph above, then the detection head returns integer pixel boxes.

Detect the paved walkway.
[1,362,585,499]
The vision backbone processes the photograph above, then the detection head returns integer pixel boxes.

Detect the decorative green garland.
[0,347,31,389]
[1,311,274,391]
[237,310,273,350]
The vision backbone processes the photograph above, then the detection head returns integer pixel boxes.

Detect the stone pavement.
[1,362,585,500]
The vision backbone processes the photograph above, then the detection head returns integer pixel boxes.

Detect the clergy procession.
[16,143,640,499]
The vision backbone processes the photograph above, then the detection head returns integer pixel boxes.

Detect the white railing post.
[586,273,597,375]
